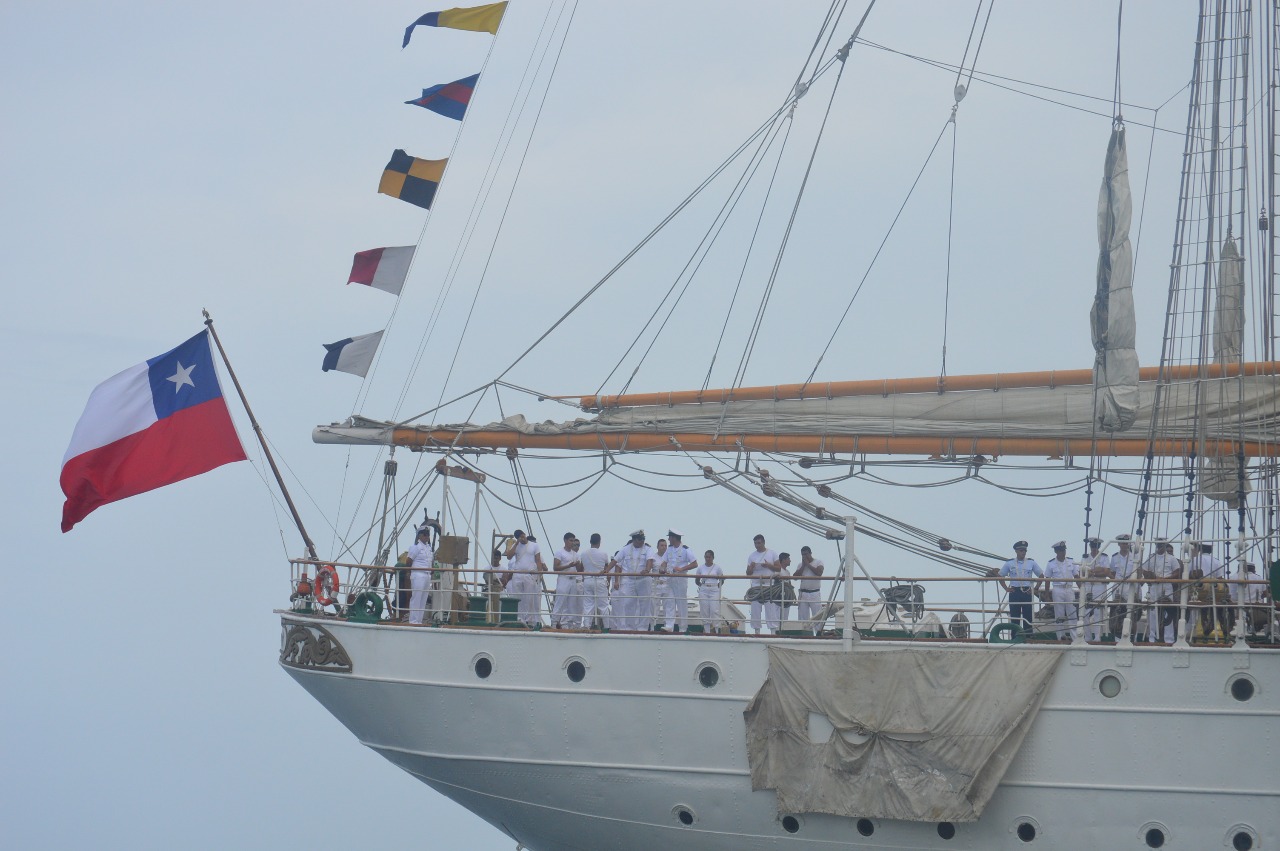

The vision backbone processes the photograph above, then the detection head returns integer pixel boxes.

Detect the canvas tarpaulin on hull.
[743,646,1063,822]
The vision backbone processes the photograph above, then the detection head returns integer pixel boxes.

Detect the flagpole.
[203,310,319,561]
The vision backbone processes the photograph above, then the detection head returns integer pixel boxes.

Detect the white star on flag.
[167,361,197,392]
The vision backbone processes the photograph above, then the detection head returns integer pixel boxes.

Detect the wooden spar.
[382,428,1280,458]
[571,361,1280,409]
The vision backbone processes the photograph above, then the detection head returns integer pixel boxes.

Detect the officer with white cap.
[613,530,655,631]
[998,540,1042,637]
[1108,534,1138,640]
[663,529,697,633]
[407,522,438,625]
[1044,541,1080,641]
[1080,537,1112,642]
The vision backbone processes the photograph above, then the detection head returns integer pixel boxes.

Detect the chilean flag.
[60,331,247,533]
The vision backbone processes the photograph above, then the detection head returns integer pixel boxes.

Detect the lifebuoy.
[315,564,340,607]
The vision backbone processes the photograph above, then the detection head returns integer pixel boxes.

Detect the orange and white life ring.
[315,564,340,607]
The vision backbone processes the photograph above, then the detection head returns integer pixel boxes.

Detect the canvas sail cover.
[742,646,1063,822]
[1203,235,1251,505]
[317,371,1280,448]
[1091,123,1139,431]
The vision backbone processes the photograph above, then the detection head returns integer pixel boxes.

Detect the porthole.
[1098,673,1122,698]
[856,818,874,837]
[1017,821,1036,842]
[1145,827,1166,848]
[1229,675,1256,702]
[1227,825,1258,850]
[697,662,721,688]
[472,653,493,679]
[566,659,587,683]
[937,822,956,840]
[672,805,696,826]
[781,815,800,834]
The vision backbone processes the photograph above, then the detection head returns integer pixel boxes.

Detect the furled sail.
[1203,235,1251,505]
[315,363,1280,457]
[1091,123,1139,431]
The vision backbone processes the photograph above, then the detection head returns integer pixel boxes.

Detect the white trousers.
[698,587,722,631]
[797,590,822,632]
[1050,586,1078,640]
[580,577,610,628]
[653,580,675,628]
[432,567,455,623]
[552,578,582,627]
[667,576,689,630]
[508,573,541,627]
[1083,605,1106,642]
[408,567,431,625]
[751,599,781,633]
[618,577,651,630]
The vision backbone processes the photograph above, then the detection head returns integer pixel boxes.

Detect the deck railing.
[284,559,1277,645]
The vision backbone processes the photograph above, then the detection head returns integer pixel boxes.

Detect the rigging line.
[854,37,1190,137]
[492,98,799,386]
[802,120,953,388]
[390,1,561,420]
[953,1,986,90]
[434,0,581,414]
[963,0,996,93]
[941,113,957,379]
[607,115,795,398]
[702,116,797,394]
[732,30,861,389]
[811,0,854,85]
[1113,0,1124,120]
[792,0,844,94]
[605,466,724,494]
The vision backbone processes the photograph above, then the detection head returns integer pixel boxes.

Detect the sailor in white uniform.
[615,530,655,631]
[650,538,671,631]
[1139,539,1181,643]
[552,532,583,628]
[1044,541,1080,641]
[998,541,1042,637]
[578,533,612,629]
[663,530,697,633]
[1079,538,1112,642]
[406,525,435,625]
[794,546,825,634]
[1108,535,1138,641]
[746,534,782,634]
[504,529,546,628]
[694,549,724,633]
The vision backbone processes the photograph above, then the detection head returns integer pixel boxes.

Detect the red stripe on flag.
[439,82,474,104]
[348,248,386,286]
[60,397,246,532]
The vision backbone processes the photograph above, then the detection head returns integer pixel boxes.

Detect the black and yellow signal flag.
[378,149,447,210]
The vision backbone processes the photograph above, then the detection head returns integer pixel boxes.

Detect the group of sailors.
[999,535,1272,642]
[490,528,827,635]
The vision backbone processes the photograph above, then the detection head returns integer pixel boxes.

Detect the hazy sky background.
[3,1,1206,847]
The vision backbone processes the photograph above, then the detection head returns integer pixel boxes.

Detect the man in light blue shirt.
[998,540,1043,637]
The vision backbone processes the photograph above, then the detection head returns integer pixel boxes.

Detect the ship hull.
[281,614,1278,850]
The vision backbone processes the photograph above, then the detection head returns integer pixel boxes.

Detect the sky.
[2,1,1208,848]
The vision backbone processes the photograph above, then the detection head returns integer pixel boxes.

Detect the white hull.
[281,615,1278,850]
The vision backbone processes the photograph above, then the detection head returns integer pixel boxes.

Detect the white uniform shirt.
[580,546,610,577]
[1110,551,1136,581]
[1044,557,1079,588]
[1189,553,1224,579]
[794,558,824,592]
[695,562,724,588]
[511,540,541,574]
[652,548,669,585]
[1232,569,1265,603]
[553,546,580,590]
[665,544,696,576]
[408,541,434,568]
[1142,553,1180,599]
[1080,555,1109,603]
[617,543,655,575]
[747,548,780,587]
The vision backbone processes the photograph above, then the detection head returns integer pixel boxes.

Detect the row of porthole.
[673,809,1257,849]
[472,654,723,688]
[1096,670,1257,702]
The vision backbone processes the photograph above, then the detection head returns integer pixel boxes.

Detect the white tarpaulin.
[1203,235,1251,505]
[1091,123,1139,431]
[742,646,1063,822]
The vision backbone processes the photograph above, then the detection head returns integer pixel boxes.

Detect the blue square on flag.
[146,332,222,419]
